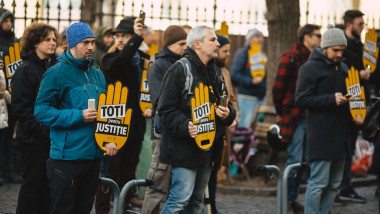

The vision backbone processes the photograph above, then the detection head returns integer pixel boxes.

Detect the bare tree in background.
[265,0,300,105]
[80,0,99,26]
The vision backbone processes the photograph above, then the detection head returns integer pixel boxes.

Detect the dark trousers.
[341,127,359,190]
[208,169,218,214]
[95,138,143,214]
[46,158,100,214]
[16,142,50,214]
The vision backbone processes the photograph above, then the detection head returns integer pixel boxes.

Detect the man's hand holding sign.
[95,81,132,155]
[346,67,366,125]
[190,82,216,150]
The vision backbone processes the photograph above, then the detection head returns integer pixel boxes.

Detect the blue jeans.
[305,158,345,214]
[237,95,265,129]
[160,167,211,214]
[285,120,307,203]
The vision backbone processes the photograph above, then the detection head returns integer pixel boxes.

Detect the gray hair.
[186,25,214,49]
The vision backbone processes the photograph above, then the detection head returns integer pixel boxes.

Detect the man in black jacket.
[296,28,351,214]
[95,17,147,213]
[158,25,235,213]
[337,10,368,204]
[141,25,187,214]
[11,23,58,214]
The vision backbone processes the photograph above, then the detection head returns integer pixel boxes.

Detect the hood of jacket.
[20,51,57,69]
[95,26,113,51]
[309,46,343,66]
[59,49,95,71]
[155,46,181,62]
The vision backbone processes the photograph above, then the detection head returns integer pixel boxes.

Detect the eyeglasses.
[353,22,365,27]
[310,33,321,39]
[331,48,345,53]
[114,34,131,39]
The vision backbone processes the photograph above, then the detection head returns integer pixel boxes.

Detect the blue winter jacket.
[231,45,266,98]
[34,50,106,161]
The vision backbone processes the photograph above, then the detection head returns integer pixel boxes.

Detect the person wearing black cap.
[0,7,19,185]
[0,8,17,54]
[95,16,147,213]
[141,25,187,214]
[205,34,239,214]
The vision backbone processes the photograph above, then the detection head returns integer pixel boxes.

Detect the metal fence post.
[256,165,282,214]
[282,163,302,214]
[99,177,120,214]
[117,179,154,214]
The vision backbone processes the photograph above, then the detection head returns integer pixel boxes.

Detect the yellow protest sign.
[4,42,22,92]
[363,28,378,73]
[95,81,132,152]
[346,67,366,123]
[191,82,216,151]
[248,43,266,78]
[216,22,229,36]
[216,22,231,63]
[139,69,152,113]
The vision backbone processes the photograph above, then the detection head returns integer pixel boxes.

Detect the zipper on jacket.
[63,129,69,158]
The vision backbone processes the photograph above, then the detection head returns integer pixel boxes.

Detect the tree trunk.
[80,0,100,27]
[265,0,300,105]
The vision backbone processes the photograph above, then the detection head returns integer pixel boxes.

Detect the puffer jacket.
[0,69,10,129]
[34,50,106,161]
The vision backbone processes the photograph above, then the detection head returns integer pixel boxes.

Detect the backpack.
[153,58,194,138]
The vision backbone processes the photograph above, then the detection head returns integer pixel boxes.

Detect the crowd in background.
[0,5,379,214]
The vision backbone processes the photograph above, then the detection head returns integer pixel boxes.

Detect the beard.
[351,29,361,39]
[215,58,226,68]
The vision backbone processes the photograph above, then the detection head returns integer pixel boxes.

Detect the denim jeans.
[285,120,307,203]
[305,158,345,214]
[160,167,211,214]
[237,95,265,129]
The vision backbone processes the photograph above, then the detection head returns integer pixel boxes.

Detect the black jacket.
[147,46,181,139]
[102,33,146,142]
[158,48,236,168]
[296,47,351,161]
[11,52,56,147]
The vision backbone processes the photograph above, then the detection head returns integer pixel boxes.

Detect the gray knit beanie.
[321,28,347,49]
[246,28,262,42]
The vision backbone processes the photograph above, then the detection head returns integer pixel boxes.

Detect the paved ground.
[0,183,378,214]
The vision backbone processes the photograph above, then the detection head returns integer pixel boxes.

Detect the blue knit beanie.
[66,22,95,48]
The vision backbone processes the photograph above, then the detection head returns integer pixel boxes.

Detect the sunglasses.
[310,33,322,38]
[353,22,365,27]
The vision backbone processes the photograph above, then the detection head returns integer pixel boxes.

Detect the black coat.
[157,48,236,168]
[147,46,181,139]
[102,34,146,142]
[296,47,351,162]
[11,52,56,147]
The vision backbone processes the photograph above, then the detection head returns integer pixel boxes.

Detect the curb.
[216,175,377,197]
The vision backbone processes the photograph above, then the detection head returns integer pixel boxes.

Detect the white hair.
[186,25,214,49]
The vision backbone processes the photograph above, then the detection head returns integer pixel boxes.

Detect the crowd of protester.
[0,6,378,214]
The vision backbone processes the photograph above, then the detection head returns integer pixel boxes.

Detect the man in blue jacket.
[34,22,117,214]
[231,28,266,129]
